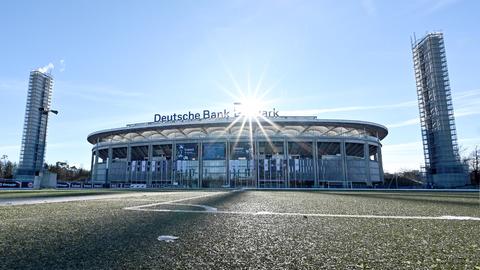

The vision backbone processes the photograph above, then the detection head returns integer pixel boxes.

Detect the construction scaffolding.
[411,32,468,188]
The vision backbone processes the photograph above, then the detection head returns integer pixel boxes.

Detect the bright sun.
[235,97,264,118]
[219,67,282,146]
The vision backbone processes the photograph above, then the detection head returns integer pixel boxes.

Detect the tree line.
[46,161,90,182]
[0,155,90,181]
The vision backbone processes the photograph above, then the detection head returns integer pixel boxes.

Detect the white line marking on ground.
[168,203,218,212]
[439,215,480,220]
[125,203,480,221]
[123,191,229,211]
[122,190,480,221]
[0,192,190,206]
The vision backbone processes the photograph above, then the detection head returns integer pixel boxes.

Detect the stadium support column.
[364,143,371,186]
[253,126,259,189]
[92,146,99,182]
[255,139,260,189]
[199,141,203,188]
[254,140,257,188]
[147,144,153,187]
[252,139,257,188]
[89,151,94,183]
[284,137,289,188]
[378,144,384,183]
[127,145,132,184]
[93,138,100,182]
[172,142,176,186]
[226,139,230,188]
[107,147,112,185]
[341,139,348,188]
[313,140,319,188]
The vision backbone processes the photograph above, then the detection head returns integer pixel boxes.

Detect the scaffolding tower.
[411,32,468,188]
[15,70,54,181]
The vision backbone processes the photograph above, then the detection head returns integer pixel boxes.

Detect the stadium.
[87,110,388,189]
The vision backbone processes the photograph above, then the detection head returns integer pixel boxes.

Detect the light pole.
[39,107,58,115]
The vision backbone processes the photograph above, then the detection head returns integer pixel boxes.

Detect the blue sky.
[0,0,479,172]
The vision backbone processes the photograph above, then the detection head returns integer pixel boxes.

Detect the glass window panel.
[153,144,172,158]
[112,147,127,159]
[98,149,108,163]
[346,143,364,158]
[288,141,314,188]
[202,143,226,188]
[230,141,255,188]
[131,146,148,161]
[369,145,378,161]
[317,142,341,157]
[175,143,199,187]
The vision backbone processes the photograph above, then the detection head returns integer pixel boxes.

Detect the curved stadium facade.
[88,116,388,188]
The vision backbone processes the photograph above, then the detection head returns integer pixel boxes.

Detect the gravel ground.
[0,190,479,269]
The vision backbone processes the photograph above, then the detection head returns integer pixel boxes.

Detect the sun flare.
[234,97,265,118]
[218,67,284,148]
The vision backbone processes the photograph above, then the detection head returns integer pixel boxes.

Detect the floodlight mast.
[39,107,58,115]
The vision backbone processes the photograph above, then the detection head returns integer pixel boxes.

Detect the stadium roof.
[87,116,388,144]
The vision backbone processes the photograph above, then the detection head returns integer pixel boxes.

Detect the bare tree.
[458,144,470,167]
[0,155,7,178]
[46,161,90,181]
[468,146,479,185]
